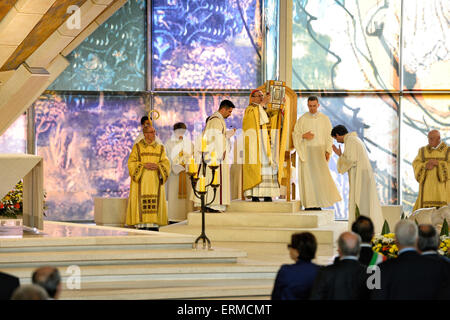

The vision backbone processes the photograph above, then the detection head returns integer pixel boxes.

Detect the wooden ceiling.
[0,1,18,23]
[0,0,89,71]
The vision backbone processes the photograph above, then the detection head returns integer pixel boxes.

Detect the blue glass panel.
[48,0,146,91]
[34,92,148,221]
[264,0,279,81]
[152,0,262,89]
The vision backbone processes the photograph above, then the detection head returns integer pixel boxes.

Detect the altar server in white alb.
[165,122,194,222]
[193,100,236,213]
[292,96,341,210]
[331,125,383,233]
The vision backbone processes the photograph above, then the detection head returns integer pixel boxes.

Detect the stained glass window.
[0,115,27,154]
[292,0,400,91]
[48,0,147,91]
[33,92,148,220]
[403,0,450,90]
[400,93,449,213]
[151,0,262,90]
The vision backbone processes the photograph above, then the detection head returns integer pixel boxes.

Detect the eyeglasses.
[252,94,264,98]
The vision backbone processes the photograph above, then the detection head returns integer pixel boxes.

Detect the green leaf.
[441,218,449,237]
[355,204,360,220]
[381,220,390,235]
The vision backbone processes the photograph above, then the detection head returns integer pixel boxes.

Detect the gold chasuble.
[412,142,449,211]
[126,140,171,227]
[242,103,287,192]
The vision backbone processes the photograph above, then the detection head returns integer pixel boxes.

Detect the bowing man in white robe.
[292,96,341,209]
[193,100,236,212]
[331,125,383,233]
[165,122,194,222]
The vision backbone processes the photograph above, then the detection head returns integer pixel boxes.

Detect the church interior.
[0,0,448,301]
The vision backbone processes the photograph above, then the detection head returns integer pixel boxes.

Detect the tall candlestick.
[212,170,219,185]
[198,176,206,192]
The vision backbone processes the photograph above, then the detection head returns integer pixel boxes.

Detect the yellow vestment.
[242,103,287,192]
[126,139,170,226]
[412,142,449,211]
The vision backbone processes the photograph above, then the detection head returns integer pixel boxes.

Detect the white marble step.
[58,279,274,300]
[0,247,247,268]
[227,200,301,213]
[187,210,334,228]
[161,224,335,244]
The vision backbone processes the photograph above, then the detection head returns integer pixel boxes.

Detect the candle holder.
[187,151,220,250]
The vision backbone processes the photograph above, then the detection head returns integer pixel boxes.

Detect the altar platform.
[0,219,339,300]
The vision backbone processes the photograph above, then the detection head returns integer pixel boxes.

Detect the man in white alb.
[292,96,341,210]
[165,122,194,221]
[331,125,383,233]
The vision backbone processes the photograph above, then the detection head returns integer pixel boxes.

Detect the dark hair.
[32,268,61,299]
[351,216,374,243]
[140,116,149,125]
[307,96,319,103]
[173,122,187,131]
[331,125,348,137]
[418,224,440,252]
[219,99,235,109]
[289,232,317,261]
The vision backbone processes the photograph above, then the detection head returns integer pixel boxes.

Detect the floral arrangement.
[372,233,450,259]
[0,181,23,218]
[0,181,47,219]
[439,236,450,258]
[372,233,398,259]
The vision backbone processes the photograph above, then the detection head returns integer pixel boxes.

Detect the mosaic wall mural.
[48,0,147,91]
[151,0,262,89]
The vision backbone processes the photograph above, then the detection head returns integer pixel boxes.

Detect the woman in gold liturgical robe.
[126,126,171,229]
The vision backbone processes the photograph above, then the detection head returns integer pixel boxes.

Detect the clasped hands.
[426,159,439,170]
[302,131,331,161]
[144,162,158,170]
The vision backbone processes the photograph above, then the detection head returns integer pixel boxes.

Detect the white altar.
[0,154,44,230]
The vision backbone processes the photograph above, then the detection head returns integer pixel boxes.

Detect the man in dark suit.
[333,216,386,266]
[0,271,20,300]
[310,232,369,300]
[418,224,450,263]
[271,232,320,300]
[371,220,450,300]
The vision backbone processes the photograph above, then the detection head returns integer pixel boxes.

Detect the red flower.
[14,203,20,209]
[0,203,3,209]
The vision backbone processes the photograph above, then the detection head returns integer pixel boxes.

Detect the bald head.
[143,126,156,143]
[427,130,441,148]
[337,231,361,257]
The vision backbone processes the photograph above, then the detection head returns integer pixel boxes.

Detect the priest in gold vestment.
[242,89,283,202]
[412,130,449,211]
[126,126,170,230]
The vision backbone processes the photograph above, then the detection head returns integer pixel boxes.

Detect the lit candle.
[201,136,207,152]
[210,151,217,166]
[212,170,219,185]
[188,156,195,174]
[199,176,206,192]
